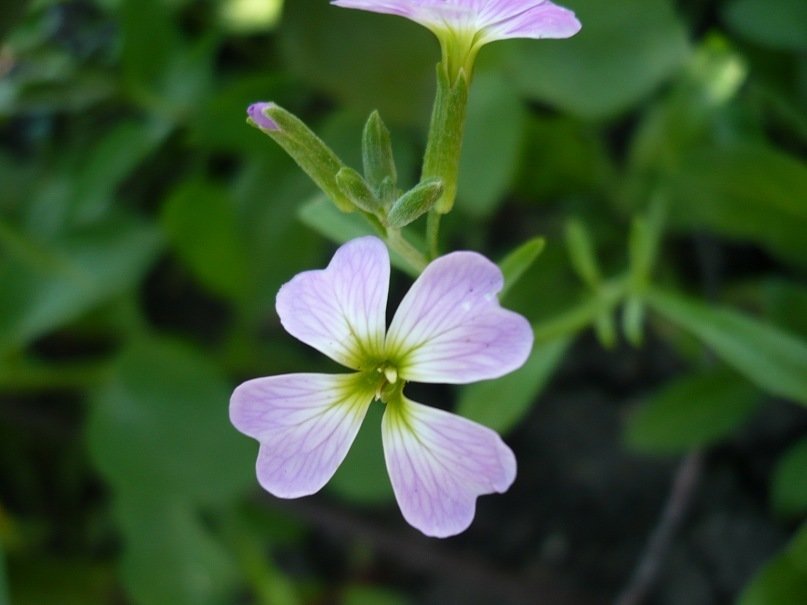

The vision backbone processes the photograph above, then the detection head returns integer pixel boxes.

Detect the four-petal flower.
[230,236,533,537]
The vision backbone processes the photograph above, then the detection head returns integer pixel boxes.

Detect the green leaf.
[724,0,807,51]
[115,494,237,605]
[457,337,571,433]
[508,0,690,118]
[625,369,760,454]
[648,288,807,405]
[740,522,807,605]
[328,402,393,504]
[457,71,526,217]
[161,179,251,301]
[0,218,162,355]
[87,336,254,505]
[667,143,807,269]
[772,437,807,518]
[498,237,546,300]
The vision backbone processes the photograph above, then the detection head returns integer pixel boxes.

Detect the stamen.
[383,366,398,384]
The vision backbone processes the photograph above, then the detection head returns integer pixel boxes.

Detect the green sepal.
[622,295,646,346]
[564,219,601,288]
[422,65,470,214]
[336,167,383,215]
[498,237,546,301]
[387,179,444,229]
[362,111,397,196]
[249,104,355,212]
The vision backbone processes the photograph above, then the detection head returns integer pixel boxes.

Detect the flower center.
[373,363,402,403]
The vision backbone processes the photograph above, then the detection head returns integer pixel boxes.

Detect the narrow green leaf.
[457,337,571,433]
[772,437,807,518]
[565,219,601,288]
[498,237,546,300]
[648,288,807,405]
[625,369,760,454]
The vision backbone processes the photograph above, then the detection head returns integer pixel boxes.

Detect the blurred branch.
[269,496,606,605]
[614,451,704,605]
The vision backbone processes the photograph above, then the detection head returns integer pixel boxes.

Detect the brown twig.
[613,451,704,605]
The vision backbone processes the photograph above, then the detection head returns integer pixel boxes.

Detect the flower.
[230,236,533,537]
[331,0,581,77]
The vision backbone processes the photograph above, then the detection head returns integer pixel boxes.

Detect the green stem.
[386,229,428,274]
[426,211,441,259]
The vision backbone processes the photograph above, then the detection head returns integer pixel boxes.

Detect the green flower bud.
[387,178,444,229]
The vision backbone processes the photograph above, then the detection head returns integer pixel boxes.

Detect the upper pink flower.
[331,0,581,46]
[230,236,533,537]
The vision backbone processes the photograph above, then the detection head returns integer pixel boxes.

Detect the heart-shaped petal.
[382,396,516,537]
[386,250,533,383]
[276,236,390,370]
[231,373,374,498]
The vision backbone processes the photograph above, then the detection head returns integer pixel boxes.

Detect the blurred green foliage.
[0,0,806,603]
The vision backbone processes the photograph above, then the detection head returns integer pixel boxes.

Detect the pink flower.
[331,0,581,49]
[230,236,533,537]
